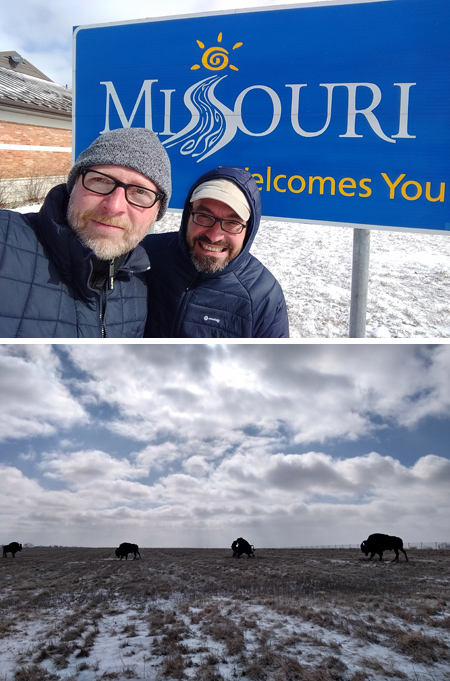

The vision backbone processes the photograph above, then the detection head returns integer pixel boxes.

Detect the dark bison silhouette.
[3,542,22,558]
[231,537,255,558]
[115,542,140,560]
[361,533,408,562]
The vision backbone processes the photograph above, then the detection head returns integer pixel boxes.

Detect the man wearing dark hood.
[144,166,289,338]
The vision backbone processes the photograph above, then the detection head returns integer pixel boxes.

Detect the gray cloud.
[1,344,449,548]
[0,346,88,442]
[64,344,450,450]
[2,343,448,454]
[40,449,149,486]
[2,445,449,546]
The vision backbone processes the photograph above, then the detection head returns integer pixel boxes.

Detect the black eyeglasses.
[189,209,247,234]
[80,168,164,209]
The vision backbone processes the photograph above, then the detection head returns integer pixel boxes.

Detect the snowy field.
[14,204,450,338]
[154,213,450,339]
[1,546,449,681]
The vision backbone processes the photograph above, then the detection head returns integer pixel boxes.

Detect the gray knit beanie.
[67,128,172,220]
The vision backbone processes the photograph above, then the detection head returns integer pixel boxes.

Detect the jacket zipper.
[108,259,115,290]
[99,291,107,337]
[99,260,115,337]
[174,275,199,336]
[97,260,150,338]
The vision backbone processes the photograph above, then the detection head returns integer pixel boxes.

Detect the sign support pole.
[349,228,371,338]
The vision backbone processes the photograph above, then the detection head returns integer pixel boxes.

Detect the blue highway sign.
[73,0,450,232]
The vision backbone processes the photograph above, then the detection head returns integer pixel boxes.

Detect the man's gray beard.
[189,235,235,273]
[71,229,133,260]
[190,250,230,274]
[67,194,148,261]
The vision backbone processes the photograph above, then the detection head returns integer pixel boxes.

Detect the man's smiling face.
[186,198,248,274]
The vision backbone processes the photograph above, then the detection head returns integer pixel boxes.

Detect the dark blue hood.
[178,166,262,271]
[143,165,289,338]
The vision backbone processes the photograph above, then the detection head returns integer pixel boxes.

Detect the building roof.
[0,65,72,119]
[0,51,52,81]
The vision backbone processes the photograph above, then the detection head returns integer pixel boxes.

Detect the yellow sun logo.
[191,32,243,72]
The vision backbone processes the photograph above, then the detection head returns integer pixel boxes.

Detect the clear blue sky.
[1,343,449,548]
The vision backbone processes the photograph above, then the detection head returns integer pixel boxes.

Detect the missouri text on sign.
[73,0,450,233]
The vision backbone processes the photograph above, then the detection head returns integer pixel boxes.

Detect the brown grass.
[394,630,450,663]
[13,665,59,681]
[1,546,449,681]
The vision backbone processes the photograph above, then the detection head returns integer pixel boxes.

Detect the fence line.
[292,542,450,550]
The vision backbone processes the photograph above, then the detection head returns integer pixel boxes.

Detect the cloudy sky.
[0,343,449,549]
[1,0,333,88]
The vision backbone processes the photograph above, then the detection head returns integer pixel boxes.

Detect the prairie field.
[1,547,449,681]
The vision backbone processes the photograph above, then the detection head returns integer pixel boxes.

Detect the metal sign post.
[349,228,371,337]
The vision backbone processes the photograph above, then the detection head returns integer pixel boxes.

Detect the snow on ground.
[1,547,449,681]
[154,212,450,339]
[14,204,450,338]
[2,589,450,681]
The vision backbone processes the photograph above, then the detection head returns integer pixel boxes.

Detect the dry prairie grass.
[1,547,449,681]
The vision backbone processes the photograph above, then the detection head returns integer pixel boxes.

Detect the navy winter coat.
[144,166,289,338]
[0,184,150,338]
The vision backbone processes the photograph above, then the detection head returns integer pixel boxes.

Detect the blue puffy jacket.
[0,184,150,338]
[144,166,289,338]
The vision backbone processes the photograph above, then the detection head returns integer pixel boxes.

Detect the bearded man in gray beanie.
[0,127,171,338]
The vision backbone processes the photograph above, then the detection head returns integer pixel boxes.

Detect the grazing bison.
[231,537,255,558]
[361,533,408,562]
[3,542,22,558]
[115,542,140,560]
